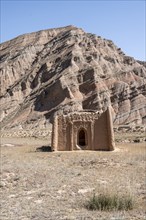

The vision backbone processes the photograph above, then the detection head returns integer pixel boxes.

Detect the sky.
[1,0,146,61]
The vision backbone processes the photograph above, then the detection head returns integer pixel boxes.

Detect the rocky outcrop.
[0,25,146,129]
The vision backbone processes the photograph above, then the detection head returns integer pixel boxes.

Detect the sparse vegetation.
[1,138,145,219]
[86,192,134,211]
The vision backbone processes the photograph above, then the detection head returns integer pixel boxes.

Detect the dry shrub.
[86,192,134,211]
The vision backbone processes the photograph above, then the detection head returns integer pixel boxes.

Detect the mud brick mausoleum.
[51,106,115,151]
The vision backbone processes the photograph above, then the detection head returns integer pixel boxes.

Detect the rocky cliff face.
[0,25,146,130]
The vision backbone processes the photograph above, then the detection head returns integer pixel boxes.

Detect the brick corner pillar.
[70,122,74,151]
[51,115,58,151]
[107,106,115,151]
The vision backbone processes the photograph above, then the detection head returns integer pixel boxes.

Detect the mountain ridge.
[0,25,146,130]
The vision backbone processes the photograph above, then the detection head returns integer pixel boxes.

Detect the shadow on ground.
[36,145,52,152]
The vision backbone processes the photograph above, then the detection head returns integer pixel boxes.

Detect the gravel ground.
[0,137,146,220]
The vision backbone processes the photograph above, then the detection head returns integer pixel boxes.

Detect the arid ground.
[0,136,146,220]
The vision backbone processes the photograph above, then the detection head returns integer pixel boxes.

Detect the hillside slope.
[0,25,146,129]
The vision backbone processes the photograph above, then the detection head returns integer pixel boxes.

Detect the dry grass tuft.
[86,192,134,211]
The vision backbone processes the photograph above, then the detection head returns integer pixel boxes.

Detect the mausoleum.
[51,106,115,151]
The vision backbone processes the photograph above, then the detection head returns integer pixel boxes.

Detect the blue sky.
[1,0,145,61]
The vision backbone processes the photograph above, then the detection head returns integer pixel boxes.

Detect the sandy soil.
[0,137,146,220]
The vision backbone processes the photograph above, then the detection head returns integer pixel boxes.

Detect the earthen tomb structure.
[51,106,115,151]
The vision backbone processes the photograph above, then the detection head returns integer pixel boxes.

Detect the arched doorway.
[78,129,87,149]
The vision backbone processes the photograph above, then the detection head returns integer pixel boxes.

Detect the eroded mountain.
[0,25,146,129]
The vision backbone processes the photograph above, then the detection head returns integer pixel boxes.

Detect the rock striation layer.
[0,25,146,129]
